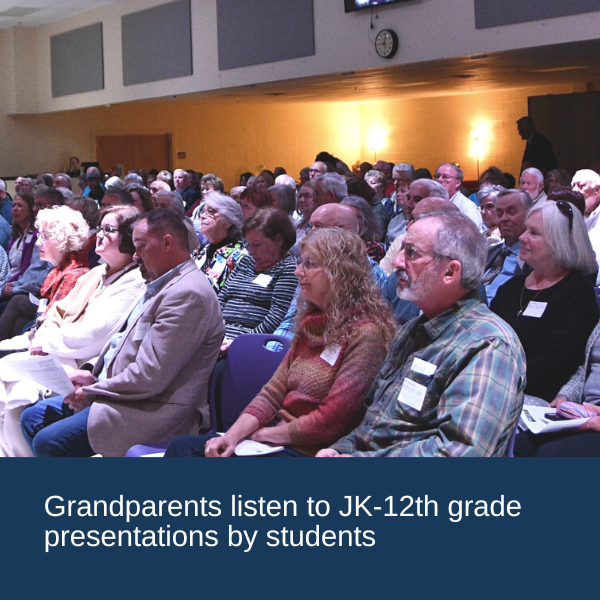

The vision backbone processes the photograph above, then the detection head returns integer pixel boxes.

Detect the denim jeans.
[21,396,94,457]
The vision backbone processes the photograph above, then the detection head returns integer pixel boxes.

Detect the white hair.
[275,174,296,188]
[572,169,600,187]
[521,167,544,185]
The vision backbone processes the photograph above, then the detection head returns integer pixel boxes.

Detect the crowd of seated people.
[3,148,600,458]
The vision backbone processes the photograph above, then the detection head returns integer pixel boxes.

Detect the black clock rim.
[376,28,399,59]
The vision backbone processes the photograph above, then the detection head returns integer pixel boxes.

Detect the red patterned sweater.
[242,310,389,455]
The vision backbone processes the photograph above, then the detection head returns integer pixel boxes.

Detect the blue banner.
[1,458,594,599]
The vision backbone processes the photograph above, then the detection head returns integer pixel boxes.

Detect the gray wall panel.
[51,23,104,97]
[475,0,600,28]
[122,0,192,86]
[217,0,314,70]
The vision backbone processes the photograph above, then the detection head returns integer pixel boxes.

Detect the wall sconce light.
[368,128,386,162]
[470,129,485,180]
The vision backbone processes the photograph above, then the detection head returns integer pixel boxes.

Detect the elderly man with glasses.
[434,162,483,229]
[317,210,525,458]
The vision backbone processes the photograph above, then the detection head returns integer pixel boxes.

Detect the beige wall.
[1,99,361,192]
[359,83,575,181]
[3,0,600,114]
[2,82,578,193]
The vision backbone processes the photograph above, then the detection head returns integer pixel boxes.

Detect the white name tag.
[25,234,33,243]
[398,377,427,412]
[320,344,342,366]
[133,322,151,341]
[522,301,547,318]
[253,274,273,287]
[411,357,437,376]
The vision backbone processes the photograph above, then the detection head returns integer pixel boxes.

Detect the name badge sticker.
[133,322,151,341]
[522,301,547,318]
[411,357,437,376]
[320,344,342,366]
[397,377,427,412]
[253,274,273,287]
[25,234,33,243]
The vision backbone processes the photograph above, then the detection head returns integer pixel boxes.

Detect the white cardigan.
[36,263,145,367]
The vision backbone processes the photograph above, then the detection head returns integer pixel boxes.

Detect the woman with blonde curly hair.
[165,227,395,458]
[0,205,90,341]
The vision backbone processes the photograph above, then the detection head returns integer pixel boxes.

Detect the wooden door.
[95,134,172,175]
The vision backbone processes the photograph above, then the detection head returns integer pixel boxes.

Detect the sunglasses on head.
[555,200,573,233]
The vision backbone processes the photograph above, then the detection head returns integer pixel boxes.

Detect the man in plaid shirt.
[317,210,525,457]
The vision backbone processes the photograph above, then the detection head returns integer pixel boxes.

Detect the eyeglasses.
[298,193,315,200]
[400,243,454,262]
[296,256,323,270]
[38,232,52,241]
[555,200,573,233]
[98,225,118,235]
[201,208,219,219]
[480,203,496,212]
[435,173,458,182]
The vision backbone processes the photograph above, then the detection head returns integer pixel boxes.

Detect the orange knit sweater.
[242,311,389,455]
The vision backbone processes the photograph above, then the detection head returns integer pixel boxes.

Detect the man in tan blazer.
[21,209,224,456]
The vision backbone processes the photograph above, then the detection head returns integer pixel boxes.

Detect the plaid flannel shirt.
[331,294,526,457]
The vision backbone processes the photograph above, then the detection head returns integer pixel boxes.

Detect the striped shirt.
[218,253,298,340]
[331,294,526,457]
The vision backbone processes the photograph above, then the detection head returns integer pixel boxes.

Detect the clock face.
[375,29,398,59]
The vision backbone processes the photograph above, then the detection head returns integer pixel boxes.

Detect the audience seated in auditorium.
[173,168,200,212]
[341,195,385,262]
[520,167,547,204]
[491,200,599,402]
[515,321,600,457]
[0,205,90,342]
[316,210,525,457]
[192,193,247,294]
[382,197,460,326]
[478,184,504,242]
[20,209,224,457]
[482,189,532,304]
[127,185,155,213]
[434,162,483,228]
[380,178,448,274]
[154,190,201,252]
[545,168,571,195]
[0,179,13,224]
[82,167,105,203]
[218,207,297,356]
[236,187,274,221]
[0,206,145,457]
[295,181,317,243]
[165,227,395,458]
[314,172,348,206]
[2,191,53,307]
[362,170,391,238]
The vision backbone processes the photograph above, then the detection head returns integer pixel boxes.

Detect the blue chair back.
[126,333,291,456]
[211,333,291,433]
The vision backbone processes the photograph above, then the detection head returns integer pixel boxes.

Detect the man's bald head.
[412,197,460,220]
[309,203,359,233]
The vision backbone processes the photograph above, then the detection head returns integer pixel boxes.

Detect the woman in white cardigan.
[0,205,146,456]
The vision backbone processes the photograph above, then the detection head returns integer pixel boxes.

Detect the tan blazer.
[84,260,224,456]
